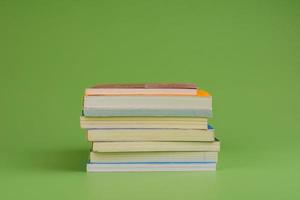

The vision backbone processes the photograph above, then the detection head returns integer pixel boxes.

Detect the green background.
[1,0,300,199]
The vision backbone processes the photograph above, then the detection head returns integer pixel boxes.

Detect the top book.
[85,83,199,96]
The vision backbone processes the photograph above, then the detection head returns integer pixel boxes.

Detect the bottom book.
[86,162,216,172]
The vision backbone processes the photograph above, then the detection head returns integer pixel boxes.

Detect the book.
[88,83,198,89]
[83,108,212,117]
[86,125,214,142]
[86,162,216,172]
[80,83,219,172]
[92,140,220,152]
[83,90,211,109]
[85,83,198,96]
[80,116,208,129]
[89,151,218,163]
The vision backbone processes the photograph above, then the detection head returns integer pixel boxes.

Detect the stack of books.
[80,83,220,172]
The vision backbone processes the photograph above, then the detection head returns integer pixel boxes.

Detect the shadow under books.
[31,149,88,172]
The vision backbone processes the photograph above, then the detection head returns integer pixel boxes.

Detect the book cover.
[92,140,220,152]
